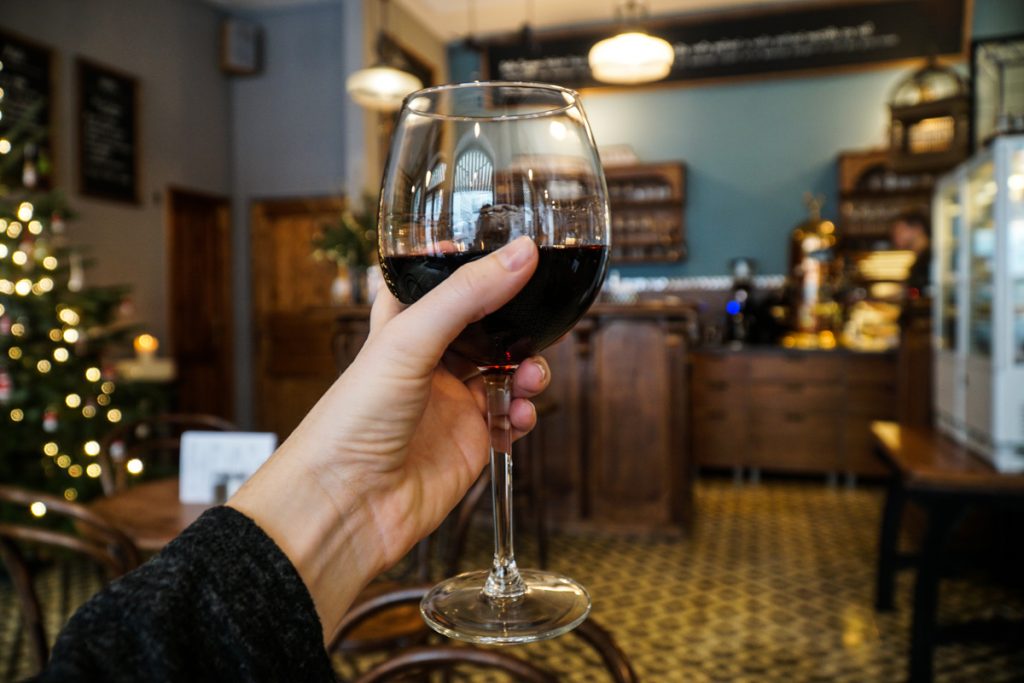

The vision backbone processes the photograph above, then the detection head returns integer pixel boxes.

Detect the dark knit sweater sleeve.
[35,506,336,682]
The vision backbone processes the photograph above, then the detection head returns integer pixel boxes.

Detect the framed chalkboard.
[484,0,970,90]
[77,58,139,203]
[0,29,55,191]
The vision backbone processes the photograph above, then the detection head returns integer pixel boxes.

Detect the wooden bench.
[871,421,1024,683]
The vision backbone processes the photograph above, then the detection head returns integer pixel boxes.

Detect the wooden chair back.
[352,646,556,682]
[97,413,238,494]
[0,485,142,674]
[330,586,638,683]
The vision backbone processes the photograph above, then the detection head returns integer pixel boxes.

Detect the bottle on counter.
[723,257,756,346]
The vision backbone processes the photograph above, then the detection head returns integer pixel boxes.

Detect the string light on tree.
[0,106,134,499]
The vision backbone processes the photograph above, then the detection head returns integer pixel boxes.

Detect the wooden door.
[167,188,233,420]
[250,197,345,439]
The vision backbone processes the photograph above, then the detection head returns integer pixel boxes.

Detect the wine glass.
[377,82,610,644]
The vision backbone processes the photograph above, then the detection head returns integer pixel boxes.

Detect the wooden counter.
[255,301,696,533]
[691,347,898,478]
[541,301,696,532]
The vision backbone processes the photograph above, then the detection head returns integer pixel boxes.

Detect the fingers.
[510,398,537,440]
[367,288,404,343]
[370,237,538,373]
[512,356,549,399]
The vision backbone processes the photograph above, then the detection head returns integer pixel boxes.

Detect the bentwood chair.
[330,585,639,683]
[97,413,238,494]
[0,484,142,674]
[352,646,557,683]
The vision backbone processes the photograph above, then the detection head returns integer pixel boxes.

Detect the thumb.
[371,237,538,371]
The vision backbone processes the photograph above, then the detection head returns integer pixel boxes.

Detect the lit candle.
[133,333,159,362]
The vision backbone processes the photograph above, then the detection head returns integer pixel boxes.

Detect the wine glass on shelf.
[377,81,610,644]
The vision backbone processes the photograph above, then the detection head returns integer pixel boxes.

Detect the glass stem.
[482,371,526,601]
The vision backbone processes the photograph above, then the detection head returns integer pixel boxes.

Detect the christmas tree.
[1,108,132,503]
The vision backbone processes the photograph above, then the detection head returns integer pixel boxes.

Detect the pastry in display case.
[932,134,1024,472]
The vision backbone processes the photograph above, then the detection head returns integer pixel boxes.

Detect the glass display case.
[933,134,1024,472]
[932,174,963,435]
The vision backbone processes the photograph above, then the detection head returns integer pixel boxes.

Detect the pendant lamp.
[589,0,675,85]
[346,0,423,111]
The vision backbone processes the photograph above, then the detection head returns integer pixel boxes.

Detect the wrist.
[227,445,385,643]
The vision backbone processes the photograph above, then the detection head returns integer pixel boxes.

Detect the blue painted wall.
[448,0,1024,277]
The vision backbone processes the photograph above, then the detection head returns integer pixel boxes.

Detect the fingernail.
[496,236,535,271]
[531,357,547,382]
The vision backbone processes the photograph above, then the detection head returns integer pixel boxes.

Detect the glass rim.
[401,80,582,122]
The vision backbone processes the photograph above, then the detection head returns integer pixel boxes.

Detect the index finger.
[367,286,404,343]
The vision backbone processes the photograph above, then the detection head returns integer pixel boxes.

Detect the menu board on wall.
[483,0,969,89]
[0,30,55,190]
[77,58,139,203]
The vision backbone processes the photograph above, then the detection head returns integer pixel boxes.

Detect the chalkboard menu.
[0,30,54,190]
[484,0,968,90]
[77,58,139,203]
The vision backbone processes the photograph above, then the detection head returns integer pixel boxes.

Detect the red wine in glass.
[382,244,608,369]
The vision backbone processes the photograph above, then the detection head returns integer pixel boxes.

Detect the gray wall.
[228,0,358,425]
[0,0,232,344]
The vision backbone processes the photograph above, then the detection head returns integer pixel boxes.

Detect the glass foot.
[420,569,591,644]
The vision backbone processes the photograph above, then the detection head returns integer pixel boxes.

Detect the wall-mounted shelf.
[836,148,935,250]
[604,162,687,263]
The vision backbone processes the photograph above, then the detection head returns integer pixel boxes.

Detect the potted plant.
[312,195,379,304]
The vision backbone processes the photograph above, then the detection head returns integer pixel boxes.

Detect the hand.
[228,236,547,641]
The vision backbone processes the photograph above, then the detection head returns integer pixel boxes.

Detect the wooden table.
[89,478,210,552]
[871,421,1024,683]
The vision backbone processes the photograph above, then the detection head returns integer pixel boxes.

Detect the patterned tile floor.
[3,479,1024,681]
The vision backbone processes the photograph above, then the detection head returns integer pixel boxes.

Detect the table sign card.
[179,432,277,504]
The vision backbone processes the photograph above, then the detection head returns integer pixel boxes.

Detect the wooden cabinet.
[691,349,897,477]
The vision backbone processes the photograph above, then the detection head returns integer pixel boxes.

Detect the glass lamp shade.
[346,64,424,111]
[588,31,675,84]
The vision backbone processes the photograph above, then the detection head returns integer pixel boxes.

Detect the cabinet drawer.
[749,382,843,412]
[748,354,843,382]
[692,381,745,410]
[748,436,842,472]
[750,413,840,442]
[693,412,747,467]
[844,355,898,385]
[692,354,749,383]
[847,383,898,417]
